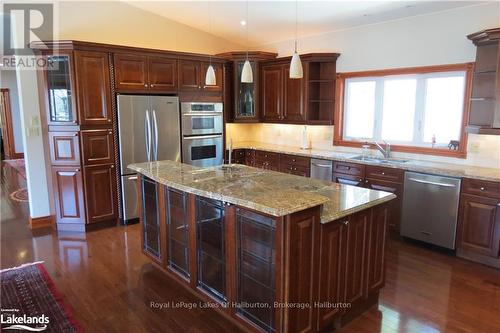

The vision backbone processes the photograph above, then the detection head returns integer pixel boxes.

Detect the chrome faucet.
[373,141,391,158]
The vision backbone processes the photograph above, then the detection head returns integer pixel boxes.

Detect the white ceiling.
[125,1,484,47]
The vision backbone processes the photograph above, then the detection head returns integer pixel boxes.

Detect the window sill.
[333,140,467,159]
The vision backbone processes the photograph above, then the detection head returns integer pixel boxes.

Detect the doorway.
[0,89,23,160]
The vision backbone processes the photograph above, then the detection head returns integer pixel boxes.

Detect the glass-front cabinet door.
[46,54,77,124]
[196,197,227,302]
[236,208,277,333]
[235,61,257,121]
[141,177,161,261]
[166,188,190,278]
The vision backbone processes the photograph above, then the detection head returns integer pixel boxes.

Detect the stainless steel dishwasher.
[401,172,461,249]
[310,159,333,181]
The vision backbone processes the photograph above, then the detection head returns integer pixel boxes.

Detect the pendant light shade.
[241,60,253,83]
[205,0,216,86]
[289,51,303,79]
[205,64,216,86]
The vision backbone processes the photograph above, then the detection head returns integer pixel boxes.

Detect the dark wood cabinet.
[457,194,500,257]
[178,60,201,91]
[457,178,500,268]
[235,207,277,332]
[365,178,402,231]
[83,164,118,224]
[261,64,306,123]
[254,150,280,171]
[283,68,305,122]
[344,212,368,307]
[261,64,283,122]
[317,220,346,330]
[366,205,388,293]
[114,53,177,93]
[166,188,190,278]
[148,57,177,92]
[114,54,148,91]
[80,129,115,165]
[279,154,310,177]
[52,166,86,224]
[467,28,500,134]
[140,177,162,263]
[49,131,80,166]
[74,51,113,125]
[333,173,365,187]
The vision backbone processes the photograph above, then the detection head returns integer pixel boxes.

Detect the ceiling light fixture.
[240,20,247,26]
[241,0,253,83]
[289,0,303,79]
[205,0,216,86]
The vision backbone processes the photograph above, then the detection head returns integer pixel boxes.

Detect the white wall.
[240,2,500,169]
[261,2,500,71]
[1,70,24,155]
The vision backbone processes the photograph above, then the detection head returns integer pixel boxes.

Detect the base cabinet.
[52,166,86,224]
[83,164,118,223]
[138,176,389,333]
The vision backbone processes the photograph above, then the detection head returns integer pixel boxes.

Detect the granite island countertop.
[128,160,396,223]
[232,141,500,182]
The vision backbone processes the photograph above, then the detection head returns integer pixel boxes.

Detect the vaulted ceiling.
[125,1,483,47]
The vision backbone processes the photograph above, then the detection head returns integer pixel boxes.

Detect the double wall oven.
[181,102,224,167]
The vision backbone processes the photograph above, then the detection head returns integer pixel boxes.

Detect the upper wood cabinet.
[467,28,500,135]
[74,51,113,125]
[261,63,306,123]
[178,60,223,93]
[260,54,339,124]
[261,64,284,122]
[114,53,177,93]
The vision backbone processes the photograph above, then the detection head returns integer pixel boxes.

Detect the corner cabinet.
[137,176,390,333]
[216,51,279,123]
[33,42,119,232]
[466,28,500,135]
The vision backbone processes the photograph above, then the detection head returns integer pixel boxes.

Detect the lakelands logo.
[1,309,49,331]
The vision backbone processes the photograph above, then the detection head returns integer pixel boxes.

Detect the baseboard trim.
[29,215,54,229]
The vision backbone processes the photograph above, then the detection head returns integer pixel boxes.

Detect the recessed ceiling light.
[240,20,247,26]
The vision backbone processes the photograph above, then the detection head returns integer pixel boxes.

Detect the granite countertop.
[232,141,500,182]
[128,160,395,223]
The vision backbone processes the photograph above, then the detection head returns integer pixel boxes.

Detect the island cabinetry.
[136,174,389,333]
[317,204,388,330]
[139,177,164,265]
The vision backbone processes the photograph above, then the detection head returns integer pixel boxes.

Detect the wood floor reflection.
[1,161,499,333]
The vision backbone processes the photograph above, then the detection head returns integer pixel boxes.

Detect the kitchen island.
[129,161,395,333]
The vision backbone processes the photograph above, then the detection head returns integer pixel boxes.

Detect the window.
[335,64,473,158]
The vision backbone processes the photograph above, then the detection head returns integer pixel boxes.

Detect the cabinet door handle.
[365,179,369,183]
[480,187,485,191]
[346,166,351,170]
[151,84,155,87]
[73,133,78,137]
[75,168,80,172]
[108,131,112,135]
[381,172,386,175]
[107,119,112,123]
[110,165,115,169]
[342,220,349,225]
[359,178,363,182]
[144,84,148,88]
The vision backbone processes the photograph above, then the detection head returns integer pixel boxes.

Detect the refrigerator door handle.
[145,110,151,162]
[153,109,159,161]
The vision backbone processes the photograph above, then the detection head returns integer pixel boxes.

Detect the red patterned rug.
[4,159,26,179]
[9,188,29,202]
[0,262,82,332]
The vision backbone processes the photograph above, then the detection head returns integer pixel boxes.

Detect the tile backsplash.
[226,123,500,169]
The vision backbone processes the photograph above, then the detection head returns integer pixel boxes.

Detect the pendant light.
[205,0,216,86]
[289,0,303,79]
[241,0,253,83]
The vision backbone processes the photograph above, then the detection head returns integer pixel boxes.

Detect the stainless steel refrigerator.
[117,95,180,222]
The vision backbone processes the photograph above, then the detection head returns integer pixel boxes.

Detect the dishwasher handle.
[407,177,457,188]
[311,163,332,168]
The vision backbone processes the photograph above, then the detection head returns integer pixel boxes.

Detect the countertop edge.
[320,193,397,224]
[232,143,500,183]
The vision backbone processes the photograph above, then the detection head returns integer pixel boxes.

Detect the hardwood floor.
[1,161,499,333]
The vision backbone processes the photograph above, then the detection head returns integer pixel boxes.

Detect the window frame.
[334,63,474,159]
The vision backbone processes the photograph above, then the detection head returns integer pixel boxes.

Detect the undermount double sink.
[350,155,410,164]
